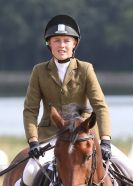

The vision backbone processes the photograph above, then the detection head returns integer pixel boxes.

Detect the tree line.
[0,0,133,71]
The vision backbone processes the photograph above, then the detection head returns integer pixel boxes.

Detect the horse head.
[50,105,113,186]
[50,105,97,186]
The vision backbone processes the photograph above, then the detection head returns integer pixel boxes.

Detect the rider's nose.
[59,41,65,47]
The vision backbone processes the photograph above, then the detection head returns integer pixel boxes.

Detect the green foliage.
[0,0,133,71]
[104,0,133,48]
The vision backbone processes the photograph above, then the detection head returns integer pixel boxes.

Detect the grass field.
[0,135,132,186]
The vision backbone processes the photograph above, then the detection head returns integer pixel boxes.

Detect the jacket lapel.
[47,58,78,87]
[63,58,78,85]
[47,59,62,87]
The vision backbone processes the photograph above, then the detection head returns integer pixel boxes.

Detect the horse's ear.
[50,106,65,128]
[82,112,96,129]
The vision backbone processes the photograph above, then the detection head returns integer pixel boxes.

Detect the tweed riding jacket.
[23,58,111,141]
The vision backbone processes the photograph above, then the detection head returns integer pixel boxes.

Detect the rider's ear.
[82,112,96,130]
[50,106,65,128]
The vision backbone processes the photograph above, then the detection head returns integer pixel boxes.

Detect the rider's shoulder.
[76,58,93,70]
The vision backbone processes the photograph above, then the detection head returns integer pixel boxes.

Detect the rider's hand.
[100,139,111,161]
[29,141,44,159]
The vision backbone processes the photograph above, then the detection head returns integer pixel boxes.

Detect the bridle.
[57,118,95,145]
[55,119,108,186]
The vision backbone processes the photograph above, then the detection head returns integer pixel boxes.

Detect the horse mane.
[60,103,92,120]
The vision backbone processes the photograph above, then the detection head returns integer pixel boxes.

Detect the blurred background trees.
[0,0,133,71]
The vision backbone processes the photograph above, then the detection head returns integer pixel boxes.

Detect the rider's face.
[48,36,77,60]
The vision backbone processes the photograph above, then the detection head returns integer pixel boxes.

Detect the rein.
[0,143,55,177]
[108,165,133,186]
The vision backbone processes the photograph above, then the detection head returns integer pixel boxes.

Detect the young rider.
[15,14,132,186]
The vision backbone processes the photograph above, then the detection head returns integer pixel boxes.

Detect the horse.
[32,106,113,186]
[33,106,133,186]
[2,105,132,186]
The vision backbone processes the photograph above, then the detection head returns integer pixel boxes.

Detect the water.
[0,96,133,138]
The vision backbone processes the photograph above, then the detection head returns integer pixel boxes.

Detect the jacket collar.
[47,58,78,86]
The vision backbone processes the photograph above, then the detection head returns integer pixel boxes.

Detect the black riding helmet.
[44,14,81,43]
[44,15,81,62]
